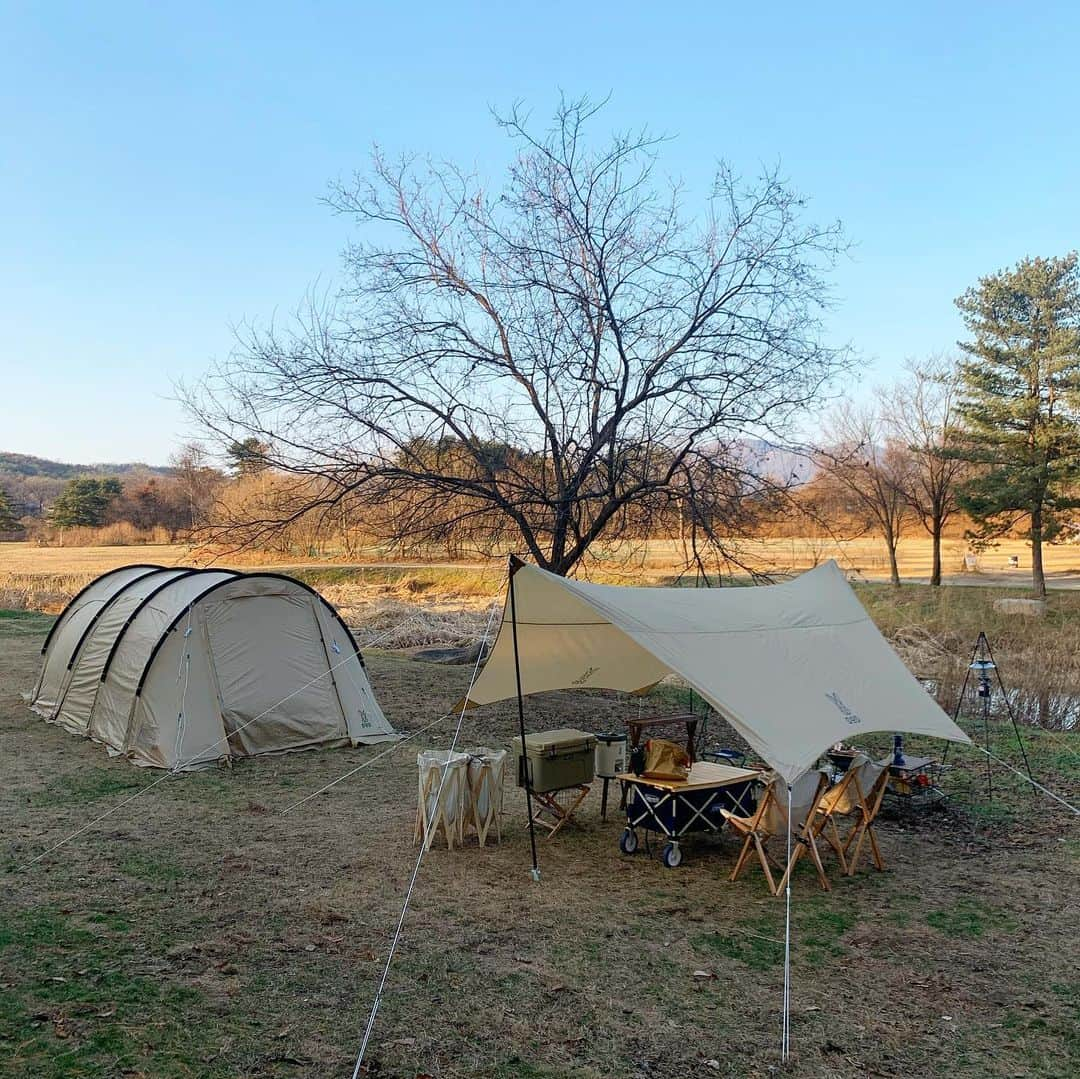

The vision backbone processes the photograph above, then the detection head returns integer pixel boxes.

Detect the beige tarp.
[30,568,398,770]
[465,560,969,782]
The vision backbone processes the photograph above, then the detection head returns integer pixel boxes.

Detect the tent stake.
[509,559,540,881]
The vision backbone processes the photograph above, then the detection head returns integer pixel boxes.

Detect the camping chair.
[722,769,830,896]
[814,754,889,876]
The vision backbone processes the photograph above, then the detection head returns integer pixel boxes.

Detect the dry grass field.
[6,534,1080,615]
[2,593,1079,1078]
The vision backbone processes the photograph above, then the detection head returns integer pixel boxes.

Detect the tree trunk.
[1031,505,1046,598]
[930,514,943,587]
[887,537,901,587]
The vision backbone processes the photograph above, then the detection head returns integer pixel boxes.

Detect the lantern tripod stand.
[945,631,1034,807]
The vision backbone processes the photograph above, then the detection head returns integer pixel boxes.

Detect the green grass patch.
[0,906,94,951]
[30,768,148,807]
[695,899,857,971]
[1001,984,1080,1070]
[0,905,217,1079]
[0,609,55,638]
[118,852,182,884]
[83,910,132,933]
[800,906,856,957]
[694,923,785,970]
[925,898,1015,939]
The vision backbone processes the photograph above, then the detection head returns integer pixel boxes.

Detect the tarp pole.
[782,782,793,1062]
[509,559,540,881]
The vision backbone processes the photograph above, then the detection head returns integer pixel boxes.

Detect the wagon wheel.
[662,841,682,869]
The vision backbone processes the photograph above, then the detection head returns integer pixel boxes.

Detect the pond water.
[922,677,1080,732]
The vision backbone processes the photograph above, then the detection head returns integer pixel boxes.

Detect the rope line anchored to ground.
[969,743,1079,816]
[349,603,499,1079]
[280,712,454,815]
[20,621,406,870]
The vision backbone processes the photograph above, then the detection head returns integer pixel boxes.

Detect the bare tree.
[818,402,913,586]
[879,356,966,586]
[185,97,849,575]
[169,442,224,533]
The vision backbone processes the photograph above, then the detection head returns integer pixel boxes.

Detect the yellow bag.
[641,738,691,781]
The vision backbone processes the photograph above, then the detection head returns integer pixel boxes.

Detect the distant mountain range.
[0,452,174,517]
[0,452,172,480]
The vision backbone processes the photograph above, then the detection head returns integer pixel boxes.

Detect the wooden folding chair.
[723,770,830,896]
[815,755,889,876]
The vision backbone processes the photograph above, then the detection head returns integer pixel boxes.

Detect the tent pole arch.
[39,564,163,656]
[98,568,239,682]
[61,569,187,674]
[46,568,193,726]
[132,572,367,699]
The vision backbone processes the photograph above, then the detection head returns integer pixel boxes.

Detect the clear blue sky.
[3,2,1078,464]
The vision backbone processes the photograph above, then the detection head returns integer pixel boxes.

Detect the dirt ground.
[2,612,1078,1079]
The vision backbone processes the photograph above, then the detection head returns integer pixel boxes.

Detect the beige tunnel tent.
[29,566,398,771]
[466,560,970,781]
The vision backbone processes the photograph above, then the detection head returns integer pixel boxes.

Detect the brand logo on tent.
[571,666,599,686]
[826,691,862,726]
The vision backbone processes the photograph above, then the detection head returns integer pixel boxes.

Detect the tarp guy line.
[20,620,405,870]
[350,603,499,1079]
[971,744,1080,815]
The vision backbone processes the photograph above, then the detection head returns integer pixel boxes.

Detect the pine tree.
[953,254,1080,597]
[50,477,122,528]
[0,486,20,531]
[226,438,270,477]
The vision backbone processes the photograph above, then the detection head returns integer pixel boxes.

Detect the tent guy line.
[279,711,456,815]
[350,602,500,1079]
[20,620,405,871]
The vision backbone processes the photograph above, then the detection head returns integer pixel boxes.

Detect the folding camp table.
[617,762,763,868]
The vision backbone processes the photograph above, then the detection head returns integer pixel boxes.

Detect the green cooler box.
[512,729,597,793]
